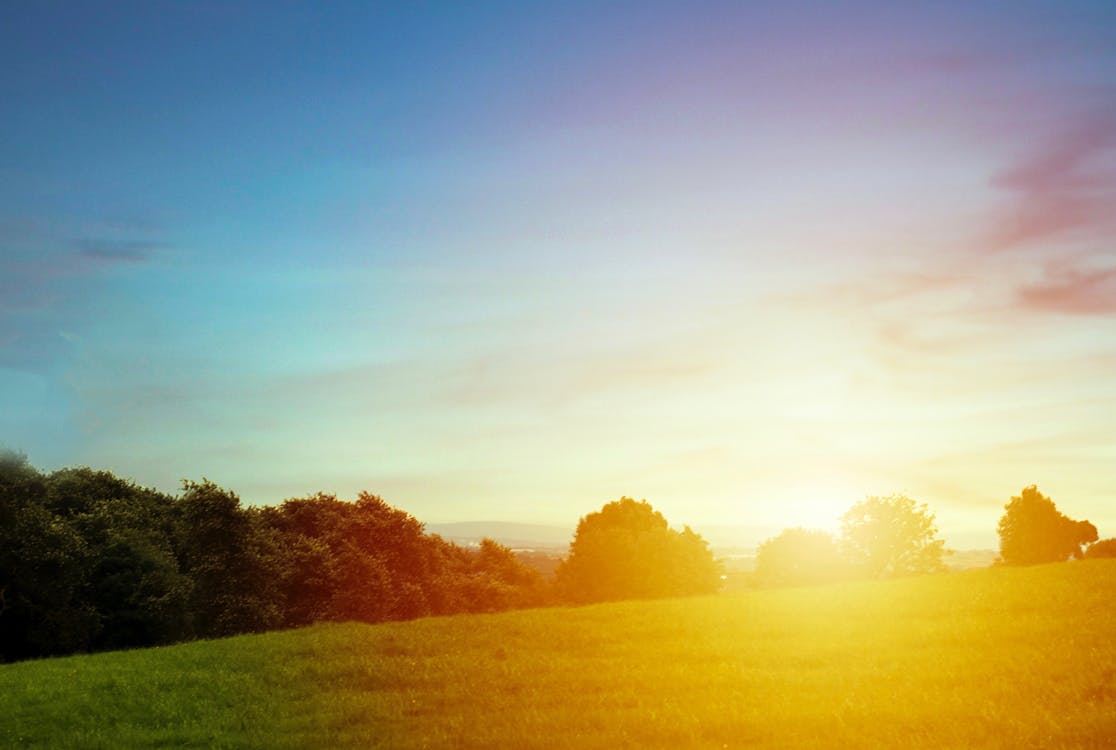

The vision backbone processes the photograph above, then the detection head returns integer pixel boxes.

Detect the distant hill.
[424,521,573,550]
[946,549,999,570]
[426,521,776,553]
[423,521,1001,572]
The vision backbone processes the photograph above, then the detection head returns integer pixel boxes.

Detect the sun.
[776,478,860,534]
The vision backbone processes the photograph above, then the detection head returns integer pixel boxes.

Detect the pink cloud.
[985,111,1116,252]
[1018,263,1116,315]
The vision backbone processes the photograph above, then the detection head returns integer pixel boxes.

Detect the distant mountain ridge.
[424,521,1000,563]
[425,521,807,553]
[424,521,574,550]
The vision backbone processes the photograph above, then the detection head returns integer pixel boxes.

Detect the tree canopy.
[555,498,721,604]
[6,447,1112,662]
[840,494,946,578]
[0,453,547,662]
[997,486,1097,565]
[754,528,845,587]
[1084,539,1116,559]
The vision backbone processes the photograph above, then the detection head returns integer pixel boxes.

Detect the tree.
[252,491,552,625]
[71,492,193,650]
[0,452,558,662]
[0,452,98,661]
[754,528,846,587]
[1084,539,1116,559]
[45,467,194,650]
[840,494,946,578]
[456,538,547,613]
[46,466,156,518]
[997,486,1098,565]
[174,479,280,637]
[555,498,721,604]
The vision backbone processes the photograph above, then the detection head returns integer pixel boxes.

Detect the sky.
[2,1,1114,548]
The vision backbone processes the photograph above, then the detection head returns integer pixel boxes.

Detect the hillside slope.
[2,561,1115,748]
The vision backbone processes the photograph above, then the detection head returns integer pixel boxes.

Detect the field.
[2,561,1114,749]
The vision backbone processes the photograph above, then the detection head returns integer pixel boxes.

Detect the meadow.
[2,560,1114,749]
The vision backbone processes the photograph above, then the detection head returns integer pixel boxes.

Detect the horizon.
[0,450,1026,550]
[2,2,1114,547]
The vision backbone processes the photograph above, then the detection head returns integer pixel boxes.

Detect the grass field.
[2,561,1114,749]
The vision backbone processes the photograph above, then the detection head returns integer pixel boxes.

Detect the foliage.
[3,562,1116,749]
[15,447,1112,668]
[257,492,400,625]
[0,455,549,661]
[73,498,193,650]
[46,467,160,518]
[1084,538,1116,559]
[997,485,1098,565]
[0,452,98,661]
[175,479,281,638]
[754,527,846,587]
[555,497,721,603]
[461,538,549,613]
[840,494,946,578]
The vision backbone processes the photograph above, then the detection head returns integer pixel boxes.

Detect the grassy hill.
[2,561,1114,749]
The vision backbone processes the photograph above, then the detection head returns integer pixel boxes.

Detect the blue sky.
[2,1,1115,546]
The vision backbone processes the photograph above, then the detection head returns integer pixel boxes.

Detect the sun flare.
[771,479,866,534]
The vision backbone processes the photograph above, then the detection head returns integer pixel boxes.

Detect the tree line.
[0,454,722,662]
[753,486,1113,587]
[2,449,1112,662]
[0,453,547,662]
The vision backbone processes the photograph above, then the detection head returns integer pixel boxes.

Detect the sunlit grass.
[3,561,1115,748]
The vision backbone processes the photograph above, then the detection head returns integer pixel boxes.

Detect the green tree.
[840,494,946,578]
[455,538,547,613]
[755,528,846,587]
[45,467,194,650]
[253,491,548,625]
[555,497,721,604]
[997,486,1098,565]
[46,466,154,518]
[174,480,280,637]
[71,494,193,650]
[0,452,98,661]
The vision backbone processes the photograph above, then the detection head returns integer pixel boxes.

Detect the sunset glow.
[2,2,1114,547]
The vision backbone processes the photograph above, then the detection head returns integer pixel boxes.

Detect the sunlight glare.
[777,479,859,533]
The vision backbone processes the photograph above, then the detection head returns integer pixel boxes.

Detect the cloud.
[984,110,1116,253]
[0,216,166,370]
[1018,263,1116,315]
[0,242,157,315]
[74,238,164,264]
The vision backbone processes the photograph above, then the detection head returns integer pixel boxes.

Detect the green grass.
[3,561,1115,748]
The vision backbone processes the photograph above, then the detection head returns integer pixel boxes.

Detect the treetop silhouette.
[997,485,1097,565]
[555,497,721,604]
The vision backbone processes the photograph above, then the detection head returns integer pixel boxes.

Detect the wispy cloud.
[0,216,166,370]
[1018,262,1116,315]
[74,238,164,264]
[984,110,1116,253]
